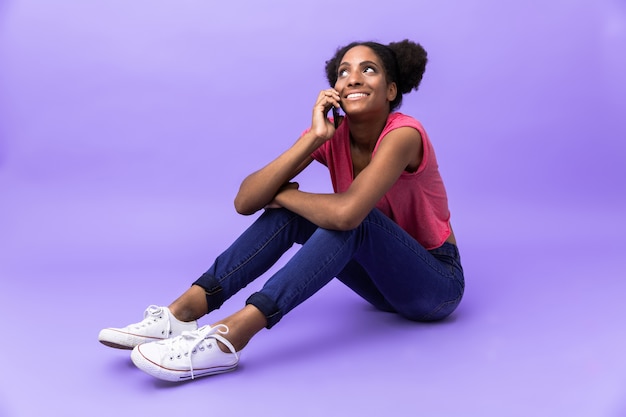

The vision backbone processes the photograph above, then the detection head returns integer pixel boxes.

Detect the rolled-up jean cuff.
[192,273,225,312]
[246,292,283,329]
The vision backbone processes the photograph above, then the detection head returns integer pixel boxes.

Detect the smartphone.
[332,106,341,129]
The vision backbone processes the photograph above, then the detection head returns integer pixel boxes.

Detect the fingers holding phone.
[312,89,342,139]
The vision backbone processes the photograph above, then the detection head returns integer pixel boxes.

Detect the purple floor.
[1,1,626,416]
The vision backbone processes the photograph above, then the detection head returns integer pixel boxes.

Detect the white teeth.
[347,93,368,99]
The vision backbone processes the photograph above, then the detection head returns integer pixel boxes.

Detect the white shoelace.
[166,324,238,379]
[131,305,171,337]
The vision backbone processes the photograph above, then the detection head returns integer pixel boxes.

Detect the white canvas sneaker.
[98,305,198,349]
[130,324,239,382]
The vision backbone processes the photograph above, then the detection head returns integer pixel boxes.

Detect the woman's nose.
[347,71,363,86]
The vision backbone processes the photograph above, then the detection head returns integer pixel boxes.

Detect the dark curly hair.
[325,39,428,112]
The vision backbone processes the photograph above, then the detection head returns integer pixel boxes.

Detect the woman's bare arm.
[234,89,341,215]
[234,135,316,215]
[272,127,423,229]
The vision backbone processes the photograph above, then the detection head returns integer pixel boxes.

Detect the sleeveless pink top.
[311,112,451,249]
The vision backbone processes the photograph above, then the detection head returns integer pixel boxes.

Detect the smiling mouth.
[346,93,369,100]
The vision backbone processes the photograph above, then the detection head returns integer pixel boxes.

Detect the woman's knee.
[398,296,463,322]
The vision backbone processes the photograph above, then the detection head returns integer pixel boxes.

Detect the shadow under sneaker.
[130,324,239,382]
[98,305,198,349]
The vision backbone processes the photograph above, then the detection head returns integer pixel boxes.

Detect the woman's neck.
[348,111,390,153]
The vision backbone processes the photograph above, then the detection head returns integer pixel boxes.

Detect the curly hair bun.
[387,39,428,94]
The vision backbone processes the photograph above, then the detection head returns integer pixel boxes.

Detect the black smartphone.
[332,106,341,129]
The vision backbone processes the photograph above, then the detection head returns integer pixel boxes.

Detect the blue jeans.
[193,208,464,328]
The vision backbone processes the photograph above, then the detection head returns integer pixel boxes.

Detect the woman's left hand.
[265,182,300,209]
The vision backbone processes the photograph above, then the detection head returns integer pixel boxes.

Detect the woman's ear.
[387,82,398,102]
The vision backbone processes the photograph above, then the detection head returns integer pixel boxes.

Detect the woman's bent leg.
[192,208,318,312]
[99,209,317,350]
[340,210,464,321]
[247,209,464,327]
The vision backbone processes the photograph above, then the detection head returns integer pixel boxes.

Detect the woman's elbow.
[332,205,366,231]
[234,195,257,216]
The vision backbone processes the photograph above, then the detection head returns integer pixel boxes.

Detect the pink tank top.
[311,112,451,249]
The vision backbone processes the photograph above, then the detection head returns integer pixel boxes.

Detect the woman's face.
[334,45,397,118]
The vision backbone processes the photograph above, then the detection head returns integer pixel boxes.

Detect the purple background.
[1,0,625,416]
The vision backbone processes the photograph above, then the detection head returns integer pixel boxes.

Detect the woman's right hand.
[234,89,339,215]
[309,89,342,144]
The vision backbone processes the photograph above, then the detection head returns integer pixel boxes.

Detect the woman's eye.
[364,66,375,73]
[338,69,348,77]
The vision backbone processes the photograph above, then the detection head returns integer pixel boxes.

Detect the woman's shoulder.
[386,112,424,130]
[380,113,426,144]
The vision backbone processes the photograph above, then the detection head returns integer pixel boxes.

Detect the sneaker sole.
[131,347,238,382]
[98,328,165,350]
[99,340,135,350]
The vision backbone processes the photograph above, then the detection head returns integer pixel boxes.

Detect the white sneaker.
[98,305,198,350]
[130,324,239,382]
